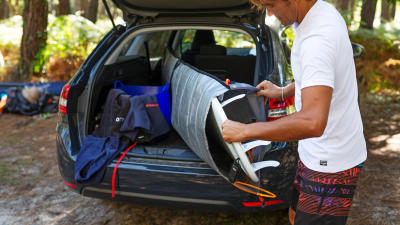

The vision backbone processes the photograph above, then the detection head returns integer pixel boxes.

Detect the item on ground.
[22,86,40,104]
[0,82,65,116]
[33,112,56,120]
[0,93,7,113]
[2,85,59,116]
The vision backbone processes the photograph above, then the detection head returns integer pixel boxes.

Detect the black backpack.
[4,87,59,115]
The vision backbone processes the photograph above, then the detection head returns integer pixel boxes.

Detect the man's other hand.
[222,120,248,143]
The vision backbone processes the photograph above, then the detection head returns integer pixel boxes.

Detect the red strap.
[112,142,137,198]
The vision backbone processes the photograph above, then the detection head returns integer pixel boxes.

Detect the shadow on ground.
[0,93,399,225]
[347,94,400,225]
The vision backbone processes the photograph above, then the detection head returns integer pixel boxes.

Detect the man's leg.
[289,160,301,225]
[293,161,363,225]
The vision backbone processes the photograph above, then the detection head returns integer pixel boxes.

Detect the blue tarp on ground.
[0,82,67,95]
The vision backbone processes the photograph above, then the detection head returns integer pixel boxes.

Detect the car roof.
[111,0,263,25]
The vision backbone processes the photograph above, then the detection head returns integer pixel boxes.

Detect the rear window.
[181,29,256,56]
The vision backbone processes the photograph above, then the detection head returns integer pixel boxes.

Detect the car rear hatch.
[110,0,263,25]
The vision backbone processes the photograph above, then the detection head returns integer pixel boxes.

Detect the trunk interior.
[86,28,258,171]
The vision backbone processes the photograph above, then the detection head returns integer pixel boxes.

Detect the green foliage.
[0,14,112,79]
[368,72,396,92]
[181,29,196,52]
[282,26,295,49]
[340,9,353,26]
[23,0,28,11]
[214,30,255,48]
[276,22,400,94]
[350,23,400,48]
[0,16,22,77]
[0,15,22,47]
[350,25,400,93]
[47,14,104,58]
[34,14,107,73]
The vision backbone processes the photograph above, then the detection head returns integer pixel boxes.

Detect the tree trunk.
[389,1,397,20]
[80,0,89,18]
[8,0,18,16]
[73,0,79,13]
[87,0,98,23]
[0,0,10,19]
[49,0,57,15]
[15,0,48,81]
[338,0,351,12]
[381,0,391,22]
[57,0,70,16]
[360,0,378,29]
[350,0,356,20]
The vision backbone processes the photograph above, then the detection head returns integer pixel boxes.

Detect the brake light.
[59,84,70,114]
[268,96,295,121]
[242,196,284,207]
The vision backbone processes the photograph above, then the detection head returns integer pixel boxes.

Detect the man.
[222,0,367,224]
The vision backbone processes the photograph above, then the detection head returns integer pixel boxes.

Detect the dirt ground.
[0,93,399,225]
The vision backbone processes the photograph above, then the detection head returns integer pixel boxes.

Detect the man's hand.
[222,120,248,143]
[255,80,282,102]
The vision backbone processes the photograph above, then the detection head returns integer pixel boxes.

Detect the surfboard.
[210,98,280,183]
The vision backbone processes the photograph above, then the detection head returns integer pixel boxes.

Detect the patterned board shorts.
[291,160,363,225]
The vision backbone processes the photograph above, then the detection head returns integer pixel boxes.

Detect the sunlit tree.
[14,0,48,81]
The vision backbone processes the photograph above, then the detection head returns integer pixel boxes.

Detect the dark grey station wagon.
[56,0,303,212]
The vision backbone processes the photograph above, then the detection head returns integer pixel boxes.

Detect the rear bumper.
[56,129,293,212]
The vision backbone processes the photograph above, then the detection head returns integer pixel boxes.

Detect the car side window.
[213,30,256,56]
[119,31,172,60]
[181,30,197,54]
[147,31,172,59]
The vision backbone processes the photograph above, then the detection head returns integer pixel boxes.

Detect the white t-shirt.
[291,0,367,173]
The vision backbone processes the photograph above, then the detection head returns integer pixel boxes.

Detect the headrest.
[191,30,216,51]
[199,45,227,55]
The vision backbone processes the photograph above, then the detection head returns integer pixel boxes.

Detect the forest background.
[0,0,399,95]
[0,1,399,224]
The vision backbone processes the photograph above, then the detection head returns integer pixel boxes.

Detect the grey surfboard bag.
[168,62,279,182]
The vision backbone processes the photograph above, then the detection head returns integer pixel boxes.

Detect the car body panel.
[113,0,251,10]
[111,0,262,25]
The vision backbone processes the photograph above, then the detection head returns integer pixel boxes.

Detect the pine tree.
[360,0,378,29]
[57,0,70,16]
[0,0,10,20]
[87,0,98,23]
[14,0,48,81]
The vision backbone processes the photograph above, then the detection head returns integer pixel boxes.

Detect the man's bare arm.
[222,85,332,142]
[283,82,295,98]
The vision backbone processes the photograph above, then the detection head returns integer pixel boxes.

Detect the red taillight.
[242,199,284,207]
[268,96,295,121]
[59,84,71,114]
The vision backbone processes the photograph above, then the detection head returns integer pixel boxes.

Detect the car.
[57,0,315,212]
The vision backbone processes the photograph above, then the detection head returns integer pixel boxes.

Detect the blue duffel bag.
[114,80,171,125]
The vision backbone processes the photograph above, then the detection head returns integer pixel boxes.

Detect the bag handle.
[114,80,124,89]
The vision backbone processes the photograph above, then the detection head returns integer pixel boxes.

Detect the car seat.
[181,30,216,65]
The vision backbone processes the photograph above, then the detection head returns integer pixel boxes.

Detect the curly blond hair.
[249,0,266,10]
